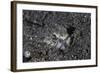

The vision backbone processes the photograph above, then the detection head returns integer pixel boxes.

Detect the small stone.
[29,37,33,40]
[35,35,37,38]
[56,42,62,48]
[71,55,74,58]
[55,23,58,26]
[60,45,66,50]
[84,15,87,18]
[24,51,31,58]
[66,37,71,46]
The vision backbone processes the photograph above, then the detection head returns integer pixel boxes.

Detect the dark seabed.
[23,10,91,62]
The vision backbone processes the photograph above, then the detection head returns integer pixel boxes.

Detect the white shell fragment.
[24,51,31,58]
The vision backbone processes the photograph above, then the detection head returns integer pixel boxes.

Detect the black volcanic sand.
[23,10,91,62]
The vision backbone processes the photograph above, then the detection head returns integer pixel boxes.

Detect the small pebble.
[29,37,33,40]
[60,45,66,50]
[24,51,31,58]
[35,35,37,38]
[56,42,62,48]
[66,37,71,46]
[84,15,87,18]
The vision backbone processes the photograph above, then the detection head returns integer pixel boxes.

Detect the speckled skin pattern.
[23,10,91,62]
